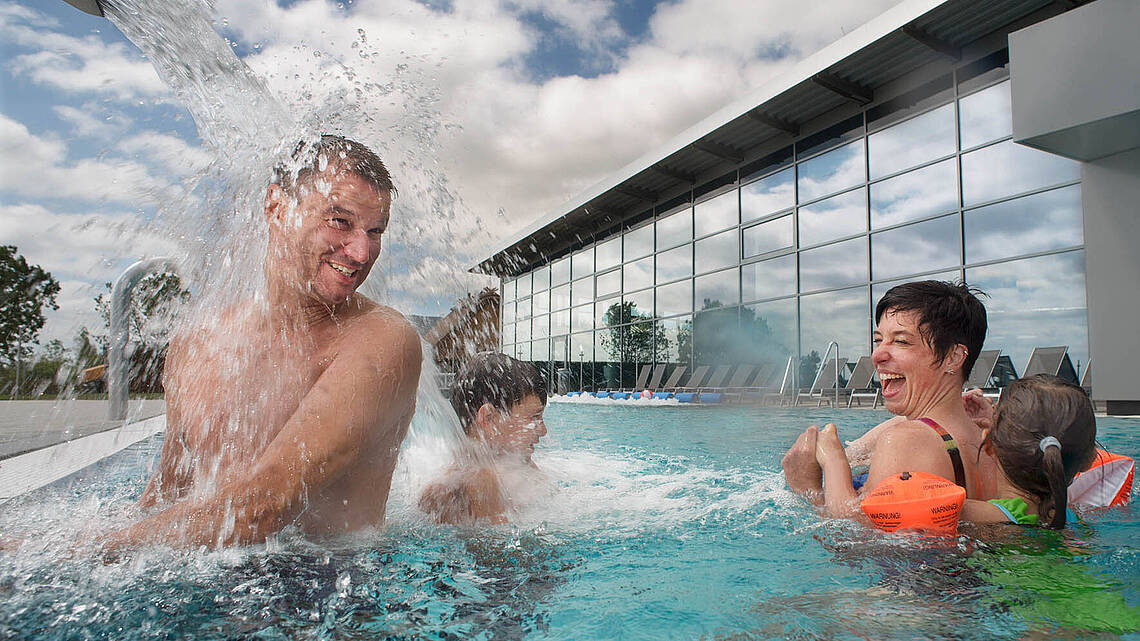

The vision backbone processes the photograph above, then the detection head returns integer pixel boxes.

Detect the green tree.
[94,271,190,393]
[599,300,669,387]
[799,350,822,389]
[0,245,61,366]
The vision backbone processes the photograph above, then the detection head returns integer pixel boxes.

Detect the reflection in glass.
[871,158,958,229]
[695,268,739,309]
[516,341,530,361]
[551,257,570,285]
[532,265,550,292]
[694,189,739,238]
[551,309,570,336]
[596,236,621,271]
[962,140,1079,206]
[571,333,593,362]
[552,336,567,364]
[515,318,531,343]
[872,270,961,311]
[533,314,549,340]
[800,236,868,292]
[657,208,692,250]
[625,223,654,261]
[572,247,594,281]
[517,296,531,319]
[966,251,1088,370]
[798,188,867,247]
[502,277,515,302]
[502,300,515,324]
[695,228,738,274]
[594,328,621,389]
[516,272,531,298]
[501,323,514,346]
[532,289,550,317]
[624,288,654,321]
[742,168,794,223]
[800,286,870,361]
[656,279,692,317]
[869,103,955,179]
[550,283,570,310]
[965,185,1083,264]
[693,305,740,366]
[798,139,865,202]
[743,298,797,376]
[571,276,594,306]
[596,268,621,298]
[743,214,793,258]
[532,339,549,362]
[596,297,621,328]
[656,244,692,284]
[872,214,960,281]
[959,80,1011,150]
[657,316,691,365]
[624,255,654,292]
[742,253,796,303]
[623,321,656,382]
[571,304,593,332]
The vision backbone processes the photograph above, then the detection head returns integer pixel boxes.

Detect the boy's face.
[478,394,547,460]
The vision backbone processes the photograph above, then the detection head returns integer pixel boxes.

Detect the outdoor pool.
[1,403,1138,640]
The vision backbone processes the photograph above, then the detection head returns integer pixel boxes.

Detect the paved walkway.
[0,399,166,459]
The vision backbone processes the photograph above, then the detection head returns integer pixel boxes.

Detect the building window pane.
[595,331,620,389]
[800,236,869,292]
[596,268,621,298]
[742,167,794,223]
[532,289,550,316]
[657,208,693,250]
[693,305,741,366]
[962,140,1080,206]
[502,300,515,324]
[532,314,548,339]
[572,304,593,331]
[596,297,622,329]
[572,247,594,281]
[571,276,594,307]
[532,266,550,292]
[625,223,654,261]
[743,253,796,303]
[966,251,1088,371]
[596,236,621,271]
[502,277,515,302]
[516,341,531,361]
[695,228,738,274]
[798,139,865,202]
[571,332,593,362]
[552,336,567,363]
[800,286,871,361]
[501,323,514,346]
[695,267,739,310]
[624,321,655,371]
[551,283,570,310]
[656,243,692,284]
[516,318,531,343]
[657,316,691,365]
[870,158,958,229]
[551,309,570,336]
[872,214,961,281]
[656,279,692,317]
[694,189,739,238]
[517,296,531,319]
[551,257,570,286]
[743,298,797,371]
[743,214,794,258]
[869,103,955,180]
[516,273,531,298]
[965,185,1083,264]
[624,255,654,292]
[532,339,549,362]
[959,80,1011,150]
[624,288,654,321]
[799,188,867,247]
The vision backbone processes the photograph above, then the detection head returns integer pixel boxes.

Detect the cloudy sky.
[0,0,902,351]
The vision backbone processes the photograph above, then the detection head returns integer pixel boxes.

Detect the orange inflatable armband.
[860,471,966,534]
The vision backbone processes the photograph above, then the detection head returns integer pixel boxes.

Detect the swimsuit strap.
[916,417,968,492]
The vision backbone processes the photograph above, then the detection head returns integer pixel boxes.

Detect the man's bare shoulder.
[341,299,421,353]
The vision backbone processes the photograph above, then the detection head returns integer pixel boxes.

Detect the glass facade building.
[494,52,1088,392]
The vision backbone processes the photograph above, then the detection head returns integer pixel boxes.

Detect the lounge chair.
[1023,346,1078,384]
[1080,358,1092,395]
[795,357,846,406]
[622,364,652,392]
[759,356,796,405]
[698,365,733,393]
[719,365,758,403]
[965,349,1000,390]
[673,365,711,392]
[842,356,879,407]
[660,365,688,391]
[646,364,668,390]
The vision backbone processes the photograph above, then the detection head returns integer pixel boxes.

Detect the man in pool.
[101,135,422,553]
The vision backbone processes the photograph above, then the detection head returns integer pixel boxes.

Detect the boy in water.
[419,353,548,524]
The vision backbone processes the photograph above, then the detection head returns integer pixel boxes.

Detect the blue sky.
[0,0,900,350]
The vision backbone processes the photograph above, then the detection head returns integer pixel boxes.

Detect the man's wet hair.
[450,352,547,435]
[875,280,987,379]
[272,134,396,197]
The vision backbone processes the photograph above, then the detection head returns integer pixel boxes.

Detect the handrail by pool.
[108,258,179,421]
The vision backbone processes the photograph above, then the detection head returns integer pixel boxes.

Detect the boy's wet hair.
[985,374,1097,529]
[450,352,547,435]
[272,134,396,197]
[875,280,987,379]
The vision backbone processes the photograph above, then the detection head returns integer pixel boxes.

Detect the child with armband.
[814,374,1097,531]
[419,352,548,525]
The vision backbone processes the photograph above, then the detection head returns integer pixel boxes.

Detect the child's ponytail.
[1039,436,1067,529]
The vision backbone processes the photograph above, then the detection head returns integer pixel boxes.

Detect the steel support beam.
[691,140,745,163]
[811,72,873,105]
[649,163,697,184]
[901,25,961,61]
[747,110,799,136]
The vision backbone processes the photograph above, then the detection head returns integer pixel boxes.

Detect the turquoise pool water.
[2,404,1138,640]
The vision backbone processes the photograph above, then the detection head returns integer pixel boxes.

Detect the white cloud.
[53,104,133,140]
[115,132,212,176]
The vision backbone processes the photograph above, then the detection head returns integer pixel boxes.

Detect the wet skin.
[104,165,421,552]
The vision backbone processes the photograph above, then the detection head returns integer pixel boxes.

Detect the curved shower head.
[63,0,104,17]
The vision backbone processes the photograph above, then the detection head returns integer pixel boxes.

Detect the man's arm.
[103,317,421,552]
[138,336,190,508]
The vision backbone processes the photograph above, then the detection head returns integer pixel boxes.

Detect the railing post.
[108,258,178,421]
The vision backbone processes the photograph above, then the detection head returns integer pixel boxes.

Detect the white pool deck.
[0,400,166,502]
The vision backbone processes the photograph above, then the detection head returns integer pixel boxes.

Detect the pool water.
[1,404,1138,640]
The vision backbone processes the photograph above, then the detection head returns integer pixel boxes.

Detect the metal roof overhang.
[473,0,1068,277]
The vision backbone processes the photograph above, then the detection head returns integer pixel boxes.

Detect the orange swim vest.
[860,471,966,534]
